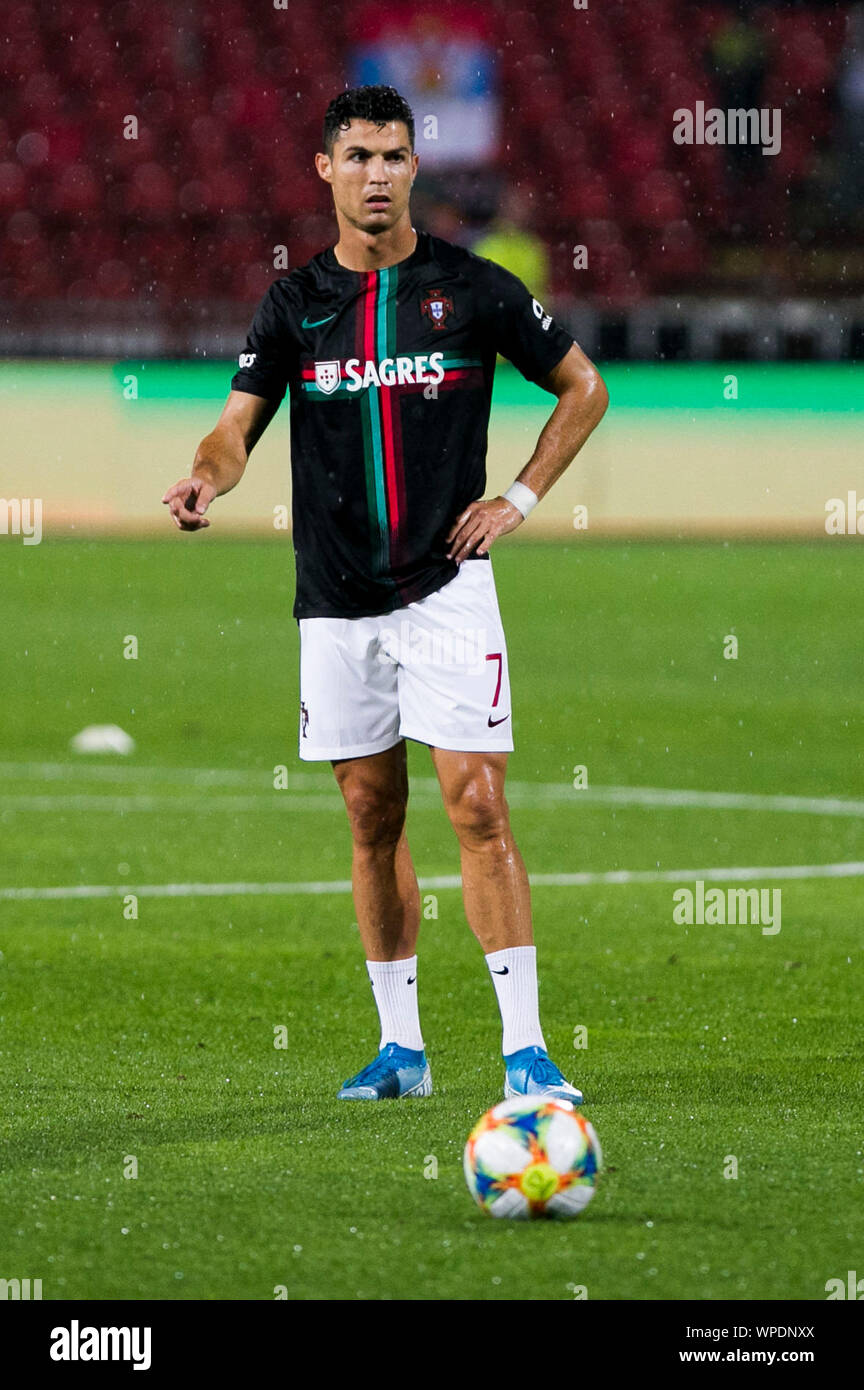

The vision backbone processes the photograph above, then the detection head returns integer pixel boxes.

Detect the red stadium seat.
[46,161,102,217]
[0,161,28,212]
[625,171,688,231]
[539,122,590,167]
[559,173,615,223]
[643,219,707,286]
[609,126,668,181]
[125,163,177,220]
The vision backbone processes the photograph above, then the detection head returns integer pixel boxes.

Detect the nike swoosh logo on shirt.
[488,714,510,727]
[301,313,337,328]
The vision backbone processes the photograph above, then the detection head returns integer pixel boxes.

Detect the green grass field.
[1,537,863,1301]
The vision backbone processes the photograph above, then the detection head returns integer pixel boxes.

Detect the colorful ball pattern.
[463,1095,602,1219]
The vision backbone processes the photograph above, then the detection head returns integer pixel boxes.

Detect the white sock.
[485,945,546,1056]
[366,955,423,1052]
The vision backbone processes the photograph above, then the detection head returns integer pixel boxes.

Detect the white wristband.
[503,481,538,519]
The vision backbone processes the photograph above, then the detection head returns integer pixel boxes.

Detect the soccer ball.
[463,1095,602,1220]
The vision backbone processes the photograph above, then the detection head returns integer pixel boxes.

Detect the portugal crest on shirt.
[314,360,341,394]
[420,289,454,330]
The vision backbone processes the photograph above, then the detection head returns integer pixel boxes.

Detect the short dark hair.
[322,85,415,158]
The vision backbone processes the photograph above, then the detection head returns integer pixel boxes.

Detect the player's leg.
[332,743,430,1100]
[431,746,583,1105]
[387,555,581,1103]
[429,748,531,953]
[297,616,429,1100]
[331,741,419,963]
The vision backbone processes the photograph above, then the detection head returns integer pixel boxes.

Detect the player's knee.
[447,780,509,845]
[342,783,407,848]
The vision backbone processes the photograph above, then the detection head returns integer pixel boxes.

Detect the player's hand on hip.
[161,476,217,530]
[446,497,523,562]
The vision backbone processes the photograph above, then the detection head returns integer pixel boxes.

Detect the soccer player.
[163,86,608,1103]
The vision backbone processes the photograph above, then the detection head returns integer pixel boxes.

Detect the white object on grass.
[70,725,136,755]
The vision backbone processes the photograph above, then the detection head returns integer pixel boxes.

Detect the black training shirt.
[231,230,574,619]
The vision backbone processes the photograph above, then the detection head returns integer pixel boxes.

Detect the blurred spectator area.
[0,0,859,352]
[503,0,856,306]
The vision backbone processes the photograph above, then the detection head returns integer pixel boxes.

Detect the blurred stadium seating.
[0,0,860,358]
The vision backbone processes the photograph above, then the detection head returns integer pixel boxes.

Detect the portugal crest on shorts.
[314,360,341,394]
[420,289,454,330]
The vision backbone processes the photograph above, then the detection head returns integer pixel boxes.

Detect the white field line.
[2,861,863,902]
[1,759,864,819]
[0,794,344,813]
[0,761,334,790]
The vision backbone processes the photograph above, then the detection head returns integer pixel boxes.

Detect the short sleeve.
[477,257,574,385]
[230,281,296,403]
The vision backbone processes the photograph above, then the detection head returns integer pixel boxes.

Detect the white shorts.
[297,560,514,761]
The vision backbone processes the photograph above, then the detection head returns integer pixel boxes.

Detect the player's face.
[318,120,418,233]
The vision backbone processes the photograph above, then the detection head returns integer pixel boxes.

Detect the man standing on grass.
[163,86,608,1102]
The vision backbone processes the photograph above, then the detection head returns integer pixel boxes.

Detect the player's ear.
[314,152,332,184]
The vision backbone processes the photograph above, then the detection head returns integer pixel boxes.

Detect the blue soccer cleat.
[503,1045,584,1105]
[338,1042,432,1100]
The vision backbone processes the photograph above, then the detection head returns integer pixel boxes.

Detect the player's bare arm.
[446,342,609,561]
[161,389,278,531]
